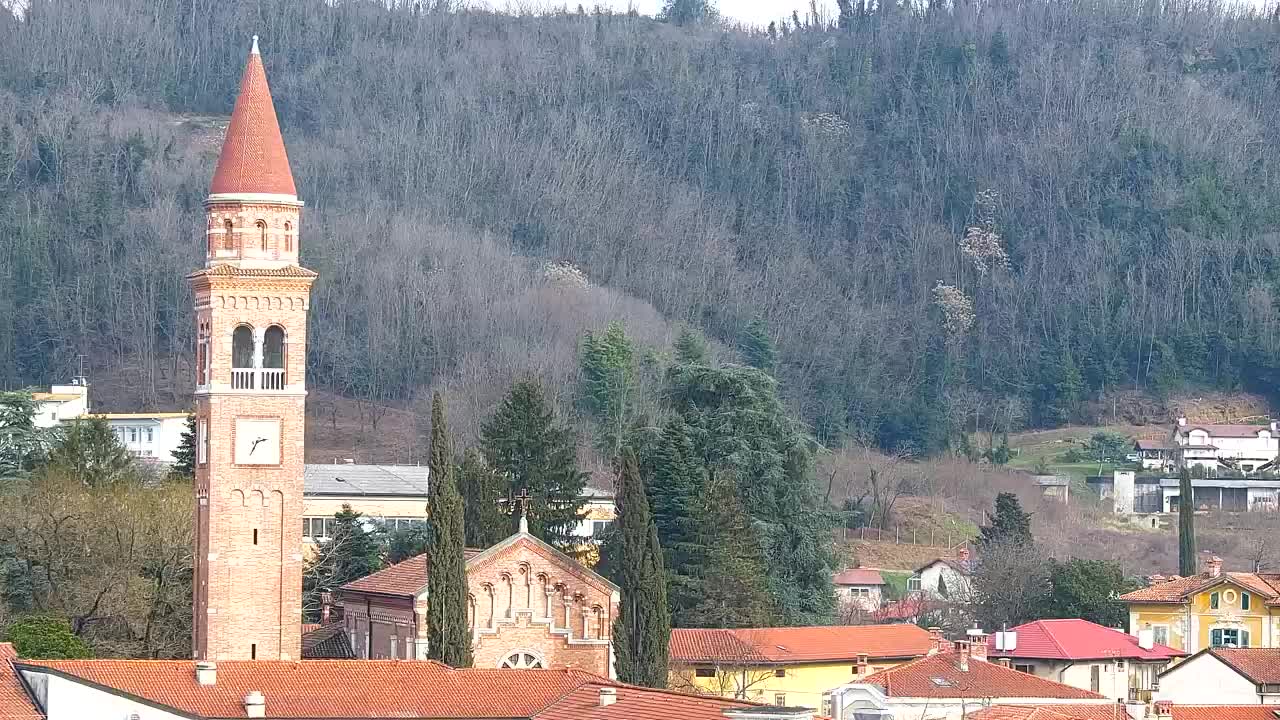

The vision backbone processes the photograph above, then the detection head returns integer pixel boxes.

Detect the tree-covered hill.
[3,0,1280,455]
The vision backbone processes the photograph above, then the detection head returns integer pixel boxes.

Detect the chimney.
[956,641,971,672]
[966,628,988,662]
[1153,700,1174,720]
[856,653,869,676]
[956,546,971,568]
[1177,417,1187,427]
[598,687,617,707]
[928,627,949,655]
[244,691,266,719]
[320,591,333,624]
[1137,629,1154,651]
[1206,555,1222,578]
[997,657,1011,668]
[195,661,217,686]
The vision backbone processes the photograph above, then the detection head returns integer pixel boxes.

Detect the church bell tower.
[189,36,314,661]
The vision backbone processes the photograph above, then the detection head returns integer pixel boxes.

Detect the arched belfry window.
[256,220,267,251]
[232,325,254,369]
[223,220,235,251]
[263,326,285,369]
[284,222,293,252]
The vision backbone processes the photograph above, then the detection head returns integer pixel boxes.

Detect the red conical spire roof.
[209,36,297,197]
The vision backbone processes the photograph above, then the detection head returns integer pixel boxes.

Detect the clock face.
[234,418,281,465]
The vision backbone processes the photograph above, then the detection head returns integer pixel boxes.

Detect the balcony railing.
[231,368,286,391]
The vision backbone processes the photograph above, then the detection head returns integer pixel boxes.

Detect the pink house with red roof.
[986,619,1184,702]
[832,568,887,612]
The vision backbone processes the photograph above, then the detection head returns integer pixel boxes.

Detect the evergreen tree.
[1043,558,1138,627]
[480,380,586,549]
[458,449,508,549]
[611,449,670,687]
[385,524,430,564]
[579,322,635,457]
[46,417,133,487]
[426,393,472,667]
[666,361,834,625]
[1179,466,1197,576]
[673,327,709,365]
[738,317,776,371]
[169,414,196,481]
[303,505,384,621]
[3,615,91,659]
[0,390,45,480]
[659,0,715,25]
[646,417,703,576]
[676,472,773,628]
[979,492,1033,548]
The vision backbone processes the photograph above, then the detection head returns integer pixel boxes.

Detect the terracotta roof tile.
[1208,648,1280,684]
[0,644,42,720]
[968,705,1131,720]
[1181,424,1275,438]
[833,568,886,586]
[986,619,1183,661]
[14,660,750,720]
[339,549,483,597]
[209,41,297,197]
[187,265,318,279]
[1120,572,1280,604]
[533,681,755,720]
[1170,707,1280,720]
[861,652,1105,699]
[670,624,934,664]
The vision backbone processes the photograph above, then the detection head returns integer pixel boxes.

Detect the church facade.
[337,530,618,676]
[190,36,315,662]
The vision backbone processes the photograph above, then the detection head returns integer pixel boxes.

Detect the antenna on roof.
[251,35,260,55]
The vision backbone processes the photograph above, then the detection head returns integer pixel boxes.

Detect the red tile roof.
[300,622,354,659]
[968,705,1131,720]
[1181,424,1274,438]
[669,624,934,665]
[0,644,41,720]
[833,568,886,586]
[986,619,1183,661]
[1119,571,1280,605]
[1207,648,1280,685]
[861,652,1105,699]
[533,680,755,720]
[338,548,484,597]
[209,39,297,197]
[14,659,751,719]
[1170,707,1280,720]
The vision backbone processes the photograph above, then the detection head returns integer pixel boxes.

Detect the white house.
[826,641,1112,720]
[911,549,973,600]
[30,380,89,428]
[1173,418,1280,474]
[1155,647,1280,705]
[85,412,190,463]
[832,568,887,612]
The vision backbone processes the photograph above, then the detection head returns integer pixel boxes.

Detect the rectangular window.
[128,427,138,442]
[694,668,716,678]
[405,638,414,659]
[1014,664,1035,674]
[1090,665,1100,692]
[145,427,153,443]
[1152,626,1169,646]
[1242,593,1251,611]
[774,668,786,677]
[197,420,208,466]
[1211,628,1250,648]
[774,694,786,707]
[1210,592,1220,610]
[390,636,397,659]
[907,575,922,591]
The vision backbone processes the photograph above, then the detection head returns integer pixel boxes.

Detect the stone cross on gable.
[498,487,532,534]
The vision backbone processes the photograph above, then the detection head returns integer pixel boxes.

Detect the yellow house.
[668,624,937,708]
[1121,556,1280,653]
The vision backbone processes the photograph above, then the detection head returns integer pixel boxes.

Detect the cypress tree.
[480,380,586,549]
[426,393,472,667]
[612,449,670,687]
[1178,466,1197,576]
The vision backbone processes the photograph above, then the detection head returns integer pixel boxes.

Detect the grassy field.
[1005,424,1149,482]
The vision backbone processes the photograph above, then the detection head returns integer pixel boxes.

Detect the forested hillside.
[3,0,1280,455]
